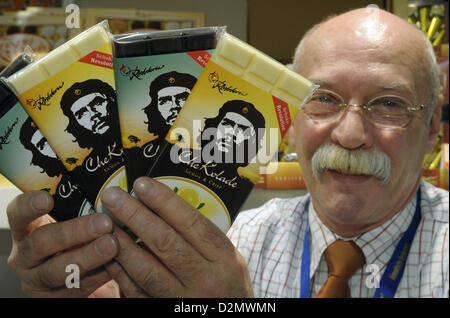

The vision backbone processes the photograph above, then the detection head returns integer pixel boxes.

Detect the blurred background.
[0,0,448,297]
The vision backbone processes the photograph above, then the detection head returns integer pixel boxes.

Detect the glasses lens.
[368,96,412,127]
[303,90,343,119]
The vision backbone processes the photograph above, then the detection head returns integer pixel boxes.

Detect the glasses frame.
[302,88,427,129]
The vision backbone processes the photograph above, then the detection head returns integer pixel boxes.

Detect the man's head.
[20,117,64,178]
[60,79,117,149]
[288,8,442,236]
[143,71,197,137]
[201,100,266,166]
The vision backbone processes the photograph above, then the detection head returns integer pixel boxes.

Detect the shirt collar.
[307,194,417,277]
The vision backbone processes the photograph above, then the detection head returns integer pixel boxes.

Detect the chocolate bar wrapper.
[0,78,94,221]
[148,32,317,233]
[5,21,128,221]
[112,27,223,189]
[0,50,35,78]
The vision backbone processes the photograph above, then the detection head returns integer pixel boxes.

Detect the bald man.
[6,8,448,298]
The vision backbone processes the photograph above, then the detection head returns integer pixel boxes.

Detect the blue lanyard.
[300,189,421,298]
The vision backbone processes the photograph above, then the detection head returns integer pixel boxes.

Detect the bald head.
[293,8,440,122]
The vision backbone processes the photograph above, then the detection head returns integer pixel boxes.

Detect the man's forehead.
[31,129,44,144]
[70,92,105,111]
[157,86,190,97]
[222,112,254,127]
[297,9,427,76]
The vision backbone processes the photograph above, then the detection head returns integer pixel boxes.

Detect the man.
[19,117,64,179]
[199,99,265,169]
[19,117,94,221]
[6,8,448,298]
[61,79,120,154]
[59,79,125,202]
[124,71,197,186]
[143,71,197,138]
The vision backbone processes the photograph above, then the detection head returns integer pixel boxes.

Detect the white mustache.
[311,143,392,185]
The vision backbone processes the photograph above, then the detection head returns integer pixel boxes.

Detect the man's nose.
[170,97,182,108]
[330,104,374,150]
[87,106,101,118]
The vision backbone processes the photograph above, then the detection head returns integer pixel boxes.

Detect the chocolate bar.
[112,27,223,189]
[210,33,314,108]
[0,56,94,221]
[147,32,317,232]
[5,21,128,222]
[0,52,34,78]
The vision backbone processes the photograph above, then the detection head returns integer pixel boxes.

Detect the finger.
[17,213,115,269]
[22,234,118,290]
[133,177,235,261]
[102,187,206,285]
[89,279,120,298]
[7,191,54,242]
[22,267,112,298]
[104,261,148,298]
[109,226,185,297]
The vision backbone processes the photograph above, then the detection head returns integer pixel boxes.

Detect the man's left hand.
[101,177,254,298]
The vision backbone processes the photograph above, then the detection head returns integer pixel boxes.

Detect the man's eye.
[381,100,400,107]
[36,138,46,150]
[89,97,108,108]
[221,119,234,127]
[312,93,338,103]
[237,125,250,131]
[371,97,407,109]
[75,111,86,120]
[159,97,172,104]
[176,92,190,101]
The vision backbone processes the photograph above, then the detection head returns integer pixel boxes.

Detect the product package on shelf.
[112,26,223,190]
[255,162,306,189]
[147,32,317,232]
[0,54,94,221]
[5,21,128,223]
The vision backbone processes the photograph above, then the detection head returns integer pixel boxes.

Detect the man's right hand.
[6,190,120,297]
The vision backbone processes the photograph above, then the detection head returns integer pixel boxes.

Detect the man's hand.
[101,177,254,298]
[7,190,120,297]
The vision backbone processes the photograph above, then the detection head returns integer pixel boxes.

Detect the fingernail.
[95,235,117,257]
[133,177,153,195]
[89,214,112,235]
[30,192,50,211]
[101,187,124,210]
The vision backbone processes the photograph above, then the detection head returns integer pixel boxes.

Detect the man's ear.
[287,125,296,148]
[425,95,443,154]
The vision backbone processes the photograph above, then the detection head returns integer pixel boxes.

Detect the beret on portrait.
[149,71,197,99]
[60,79,116,117]
[19,117,39,151]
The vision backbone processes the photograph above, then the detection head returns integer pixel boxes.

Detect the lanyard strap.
[300,189,421,298]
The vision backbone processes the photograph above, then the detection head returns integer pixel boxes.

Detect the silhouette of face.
[30,129,57,159]
[70,92,110,135]
[216,112,255,153]
[157,86,190,125]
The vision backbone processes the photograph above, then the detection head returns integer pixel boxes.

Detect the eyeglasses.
[302,89,427,129]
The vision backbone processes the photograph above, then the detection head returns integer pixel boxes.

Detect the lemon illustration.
[118,173,128,192]
[177,187,200,208]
